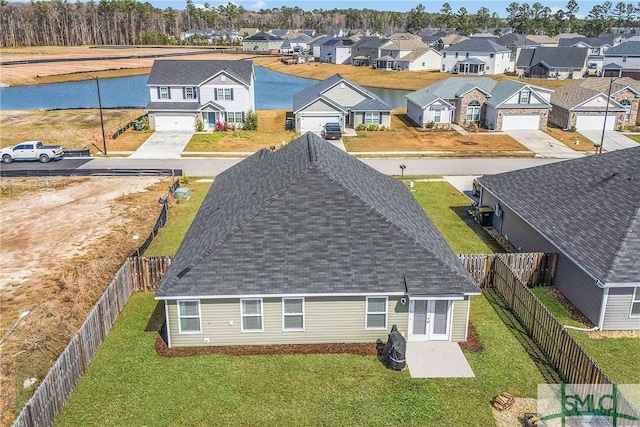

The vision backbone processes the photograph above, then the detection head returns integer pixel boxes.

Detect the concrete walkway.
[580,130,639,152]
[405,341,475,378]
[129,131,194,159]
[505,130,584,159]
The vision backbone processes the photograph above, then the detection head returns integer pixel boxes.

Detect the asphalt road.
[0,157,565,178]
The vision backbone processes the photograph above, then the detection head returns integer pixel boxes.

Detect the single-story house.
[405,77,552,130]
[516,47,589,79]
[441,38,514,75]
[242,31,284,52]
[155,133,481,348]
[146,60,255,131]
[549,77,640,130]
[476,147,640,330]
[293,74,392,133]
[602,41,640,79]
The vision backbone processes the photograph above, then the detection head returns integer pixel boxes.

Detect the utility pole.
[597,77,619,154]
[93,76,107,155]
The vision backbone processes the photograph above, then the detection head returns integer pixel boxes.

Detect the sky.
[144,0,602,17]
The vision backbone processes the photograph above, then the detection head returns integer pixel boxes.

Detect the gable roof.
[293,73,391,112]
[244,31,283,41]
[439,34,469,45]
[352,36,389,50]
[382,38,427,51]
[155,134,479,299]
[485,79,550,108]
[604,41,640,56]
[322,38,355,47]
[147,60,253,86]
[406,77,496,107]
[525,34,556,45]
[577,76,640,96]
[398,47,438,62]
[551,82,628,111]
[558,36,613,48]
[443,38,511,53]
[516,47,589,69]
[477,147,640,284]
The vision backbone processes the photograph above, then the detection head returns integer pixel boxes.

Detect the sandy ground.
[0,46,253,86]
[0,177,161,290]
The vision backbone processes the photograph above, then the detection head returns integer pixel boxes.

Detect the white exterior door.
[408,300,451,341]
[154,113,195,131]
[502,114,540,130]
[299,114,341,133]
[576,114,616,131]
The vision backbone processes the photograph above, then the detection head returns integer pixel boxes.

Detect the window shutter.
[241,111,245,122]
[167,88,171,100]
[157,87,161,99]
[214,89,218,101]
[230,88,234,100]
[182,87,186,99]
[379,112,382,124]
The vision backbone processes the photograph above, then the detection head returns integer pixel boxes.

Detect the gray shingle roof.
[485,79,550,108]
[351,98,392,111]
[147,60,253,86]
[146,101,200,111]
[322,38,354,47]
[245,31,283,41]
[352,36,389,50]
[156,133,479,298]
[604,41,640,56]
[405,77,496,107]
[477,146,640,284]
[558,36,613,48]
[443,38,511,53]
[293,74,391,112]
[516,47,589,69]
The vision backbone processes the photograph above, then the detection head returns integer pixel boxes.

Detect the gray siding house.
[293,74,392,133]
[146,60,255,131]
[476,147,640,330]
[155,133,480,348]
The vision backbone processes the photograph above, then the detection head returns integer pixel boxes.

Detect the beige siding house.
[156,133,480,348]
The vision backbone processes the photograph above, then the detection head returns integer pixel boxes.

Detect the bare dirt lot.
[0,176,171,425]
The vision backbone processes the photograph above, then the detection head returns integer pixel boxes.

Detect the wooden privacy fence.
[11,257,171,427]
[489,256,611,385]
[458,252,557,288]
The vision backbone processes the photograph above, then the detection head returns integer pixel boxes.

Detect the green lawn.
[626,134,640,144]
[531,287,640,384]
[55,291,545,426]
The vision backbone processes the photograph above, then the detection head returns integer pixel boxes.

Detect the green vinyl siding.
[450,298,470,342]
[602,287,640,331]
[166,296,409,347]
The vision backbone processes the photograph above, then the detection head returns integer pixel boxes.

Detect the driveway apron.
[129,132,194,159]
[579,130,639,152]
[505,131,584,159]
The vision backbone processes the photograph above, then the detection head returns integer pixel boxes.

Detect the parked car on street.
[321,122,343,140]
[1,141,64,164]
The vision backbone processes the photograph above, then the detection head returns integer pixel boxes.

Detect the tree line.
[2,0,640,48]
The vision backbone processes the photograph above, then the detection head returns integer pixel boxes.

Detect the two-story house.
[374,38,439,71]
[320,38,355,64]
[146,60,255,132]
[242,31,284,52]
[516,47,589,79]
[441,38,513,75]
[558,36,614,75]
[602,41,640,79]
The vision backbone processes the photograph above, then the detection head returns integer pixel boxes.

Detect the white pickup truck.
[1,141,64,164]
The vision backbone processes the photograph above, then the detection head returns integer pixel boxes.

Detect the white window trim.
[364,112,380,125]
[520,90,530,104]
[177,300,201,334]
[227,112,243,124]
[282,297,305,332]
[185,87,196,100]
[630,287,640,318]
[434,109,441,123]
[365,296,388,330]
[216,88,232,100]
[159,86,169,99]
[241,298,263,332]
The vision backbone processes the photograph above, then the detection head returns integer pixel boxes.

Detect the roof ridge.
[162,153,312,289]
[314,163,465,273]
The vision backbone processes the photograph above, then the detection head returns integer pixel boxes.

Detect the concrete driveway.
[129,131,194,159]
[579,131,639,152]
[505,130,584,159]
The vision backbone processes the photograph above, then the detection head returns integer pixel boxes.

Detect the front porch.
[405,341,475,378]
[454,58,486,75]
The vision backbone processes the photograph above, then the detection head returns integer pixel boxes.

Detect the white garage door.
[299,114,341,133]
[155,113,195,131]
[502,114,540,130]
[576,114,616,131]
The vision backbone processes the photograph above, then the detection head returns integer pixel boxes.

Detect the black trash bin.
[383,325,406,370]
[477,206,494,226]
[133,121,143,131]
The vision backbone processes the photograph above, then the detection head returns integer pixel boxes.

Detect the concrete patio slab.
[405,341,475,378]
[505,131,584,159]
[580,130,639,152]
[129,131,194,159]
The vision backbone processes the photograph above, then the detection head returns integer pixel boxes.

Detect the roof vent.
[308,138,318,162]
[177,267,191,278]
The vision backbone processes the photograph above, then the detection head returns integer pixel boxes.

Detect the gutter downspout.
[563,280,606,332]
